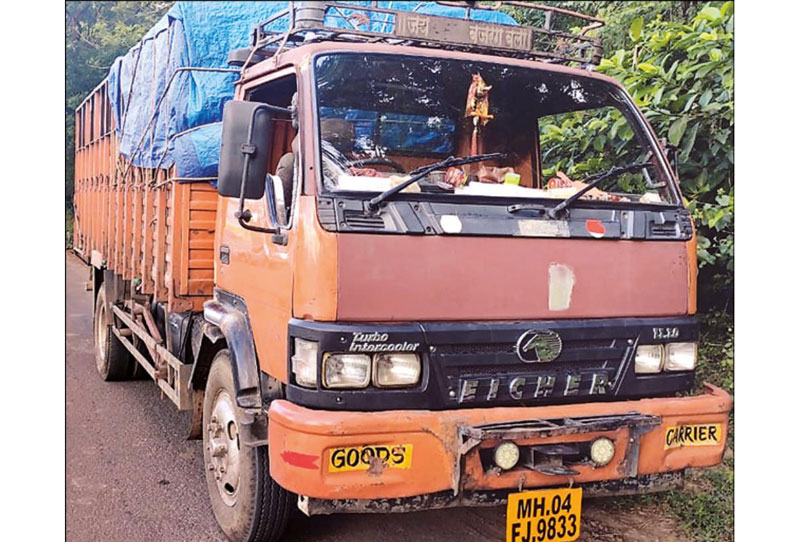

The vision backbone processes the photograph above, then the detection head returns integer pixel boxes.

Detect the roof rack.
[246,1,604,69]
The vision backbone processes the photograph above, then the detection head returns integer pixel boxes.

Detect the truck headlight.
[634,345,664,374]
[292,338,318,388]
[493,442,520,470]
[590,437,615,467]
[373,353,421,388]
[664,342,697,371]
[323,353,371,389]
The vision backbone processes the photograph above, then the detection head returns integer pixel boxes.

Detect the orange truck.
[72,2,731,541]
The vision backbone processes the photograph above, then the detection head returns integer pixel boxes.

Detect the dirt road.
[66,252,687,542]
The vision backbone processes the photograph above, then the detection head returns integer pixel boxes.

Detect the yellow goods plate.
[664,423,722,449]
[328,444,413,473]
[506,487,582,542]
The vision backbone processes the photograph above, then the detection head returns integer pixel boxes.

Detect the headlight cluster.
[292,339,421,389]
[634,342,697,374]
[292,338,319,387]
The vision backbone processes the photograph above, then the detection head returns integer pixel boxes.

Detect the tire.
[94,282,134,381]
[203,350,293,542]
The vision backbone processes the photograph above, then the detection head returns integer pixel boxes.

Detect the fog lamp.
[291,338,318,387]
[323,353,371,389]
[373,353,421,388]
[634,344,664,374]
[590,437,615,467]
[664,342,697,371]
[493,442,520,470]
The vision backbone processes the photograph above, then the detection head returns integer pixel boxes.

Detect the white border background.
[0,1,792,539]
[2,0,66,539]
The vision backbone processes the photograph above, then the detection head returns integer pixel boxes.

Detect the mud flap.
[186,389,205,440]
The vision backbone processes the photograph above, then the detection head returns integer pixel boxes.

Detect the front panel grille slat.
[432,333,636,407]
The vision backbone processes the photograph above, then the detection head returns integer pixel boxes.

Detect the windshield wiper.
[546,162,653,219]
[365,152,507,212]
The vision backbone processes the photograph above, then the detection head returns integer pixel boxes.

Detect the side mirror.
[218,100,273,199]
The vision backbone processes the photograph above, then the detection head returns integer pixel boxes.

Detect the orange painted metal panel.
[336,235,690,321]
[267,385,731,500]
[686,228,698,315]
[292,196,338,321]
[215,195,293,382]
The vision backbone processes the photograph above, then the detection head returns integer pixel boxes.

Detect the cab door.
[215,70,299,383]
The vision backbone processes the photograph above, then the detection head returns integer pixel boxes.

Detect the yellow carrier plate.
[506,487,582,542]
[664,423,722,449]
[328,444,413,473]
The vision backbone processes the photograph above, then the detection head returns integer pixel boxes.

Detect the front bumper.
[267,384,731,504]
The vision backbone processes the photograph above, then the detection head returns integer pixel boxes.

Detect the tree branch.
[66,7,100,50]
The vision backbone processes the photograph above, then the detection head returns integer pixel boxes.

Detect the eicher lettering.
[458,371,610,403]
[348,332,420,353]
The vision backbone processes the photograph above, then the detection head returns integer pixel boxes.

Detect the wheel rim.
[95,302,107,372]
[207,390,242,507]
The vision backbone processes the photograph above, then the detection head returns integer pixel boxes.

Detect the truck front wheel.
[93,283,133,381]
[203,350,293,542]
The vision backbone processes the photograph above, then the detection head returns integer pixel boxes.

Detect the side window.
[539,106,670,203]
[246,74,298,225]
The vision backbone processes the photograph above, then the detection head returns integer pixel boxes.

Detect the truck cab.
[76,3,731,541]
[208,0,728,532]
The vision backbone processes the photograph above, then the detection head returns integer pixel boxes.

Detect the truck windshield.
[314,53,676,205]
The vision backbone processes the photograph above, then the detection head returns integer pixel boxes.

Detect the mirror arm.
[234,102,292,235]
[659,137,679,176]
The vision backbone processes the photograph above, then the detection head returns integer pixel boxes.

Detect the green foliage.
[66,207,74,249]
[503,2,734,306]
[597,2,734,307]
[65,1,173,209]
[540,107,632,177]
[596,3,734,307]
[504,2,710,52]
[696,310,734,395]
[539,106,655,198]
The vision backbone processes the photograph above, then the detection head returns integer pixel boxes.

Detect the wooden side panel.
[185,183,217,299]
[74,80,119,264]
[153,177,170,302]
[168,182,216,311]
[113,160,125,272]
[134,170,146,281]
[166,182,185,311]
[122,179,133,279]
[74,80,218,313]
[141,176,156,294]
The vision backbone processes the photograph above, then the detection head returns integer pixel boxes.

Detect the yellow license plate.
[328,444,413,473]
[506,487,582,542]
[664,423,722,449]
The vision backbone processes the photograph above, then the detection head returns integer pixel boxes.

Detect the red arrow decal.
[281,450,320,470]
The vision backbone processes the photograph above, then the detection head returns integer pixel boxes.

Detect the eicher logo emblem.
[516,330,563,363]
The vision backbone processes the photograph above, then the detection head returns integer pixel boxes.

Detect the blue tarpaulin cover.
[106,1,516,179]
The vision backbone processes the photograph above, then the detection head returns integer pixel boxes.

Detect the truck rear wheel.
[94,283,133,381]
[203,350,293,542]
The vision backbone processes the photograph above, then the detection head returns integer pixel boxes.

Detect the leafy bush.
[597,2,734,307]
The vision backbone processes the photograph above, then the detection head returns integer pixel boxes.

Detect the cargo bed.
[73,79,217,313]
